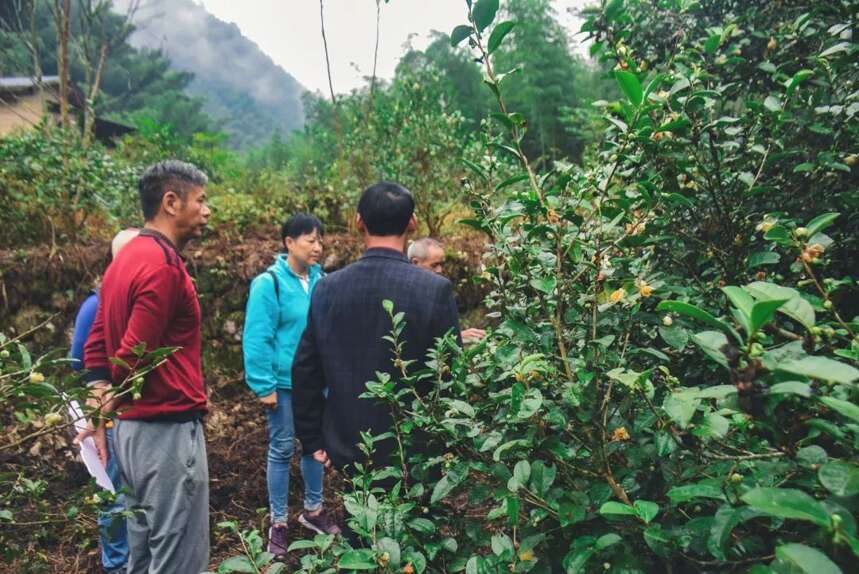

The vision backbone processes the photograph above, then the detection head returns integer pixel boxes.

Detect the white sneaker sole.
[298,513,340,535]
[297,513,325,534]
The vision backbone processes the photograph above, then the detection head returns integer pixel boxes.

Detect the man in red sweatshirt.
[79,160,211,574]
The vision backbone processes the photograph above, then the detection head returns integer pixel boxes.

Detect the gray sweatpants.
[114,418,209,574]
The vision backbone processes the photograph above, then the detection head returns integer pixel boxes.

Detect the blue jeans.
[98,427,128,570]
[267,389,324,523]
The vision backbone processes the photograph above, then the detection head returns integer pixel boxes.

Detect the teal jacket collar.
[273,254,323,284]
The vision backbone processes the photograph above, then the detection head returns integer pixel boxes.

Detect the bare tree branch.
[319,0,336,105]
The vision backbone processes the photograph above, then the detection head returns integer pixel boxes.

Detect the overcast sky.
[190,0,592,95]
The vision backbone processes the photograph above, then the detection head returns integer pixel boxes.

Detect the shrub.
[221,1,858,572]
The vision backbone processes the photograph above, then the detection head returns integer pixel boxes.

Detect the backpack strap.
[266,270,280,303]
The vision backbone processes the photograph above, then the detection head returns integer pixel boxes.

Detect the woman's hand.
[259,391,278,409]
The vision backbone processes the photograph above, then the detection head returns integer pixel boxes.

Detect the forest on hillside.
[1,0,858,573]
[0,0,305,146]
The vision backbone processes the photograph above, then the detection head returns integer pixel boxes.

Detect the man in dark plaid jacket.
[292,182,460,471]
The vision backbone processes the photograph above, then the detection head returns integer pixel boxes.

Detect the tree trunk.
[55,0,72,129]
[82,43,108,146]
[28,0,42,87]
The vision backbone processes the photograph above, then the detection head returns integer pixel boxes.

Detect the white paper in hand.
[68,399,115,493]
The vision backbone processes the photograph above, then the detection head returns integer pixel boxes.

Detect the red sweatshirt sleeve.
[82,302,110,383]
[111,264,183,385]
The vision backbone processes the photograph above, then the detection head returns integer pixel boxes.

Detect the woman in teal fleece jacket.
[242,213,340,555]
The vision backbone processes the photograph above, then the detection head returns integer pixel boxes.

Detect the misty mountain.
[123,0,305,148]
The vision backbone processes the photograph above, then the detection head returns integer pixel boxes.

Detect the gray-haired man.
[81,160,211,573]
[408,237,486,343]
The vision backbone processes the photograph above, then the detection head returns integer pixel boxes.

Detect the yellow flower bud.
[519,549,535,561]
[759,221,774,233]
[30,372,46,384]
[612,427,631,441]
[44,412,63,426]
[610,288,627,303]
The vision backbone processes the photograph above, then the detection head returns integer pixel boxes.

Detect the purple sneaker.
[298,510,341,535]
[268,523,288,556]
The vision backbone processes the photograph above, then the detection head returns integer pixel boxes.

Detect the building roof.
[0,76,60,92]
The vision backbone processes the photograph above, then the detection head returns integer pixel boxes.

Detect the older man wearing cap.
[70,227,139,574]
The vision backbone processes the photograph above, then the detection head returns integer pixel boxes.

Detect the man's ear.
[283,237,290,252]
[406,215,417,232]
[162,190,181,217]
[356,213,366,233]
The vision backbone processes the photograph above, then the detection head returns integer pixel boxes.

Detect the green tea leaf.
[615,70,643,106]
[749,298,789,334]
[599,501,636,517]
[786,69,814,98]
[820,397,859,424]
[692,331,731,369]
[473,0,499,32]
[745,282,815,330]
[769,381,812,397]
[657,300,741,342]
[338,549,378,570]
[667,482,726,504]
[596,533,621,550]
[450,25,473,47]
[708,505,764,561]
[508,460,531,492]
[659,326,689,350]
[286,540,318,551]
[530,276,557,294]
[487,21,515,55]
[806,212,839,237]
[218,556,256,573]
[818,462,859,497]
[722,286,754,318]
[431,465,469,504]
[747,251,780,268]
[663,390,701,428]
[774,543,842,574]
[634,500,660,524]
[704,34,721,54]
[778,356,859,383]
[741,487,830,527]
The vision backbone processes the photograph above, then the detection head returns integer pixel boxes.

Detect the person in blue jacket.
[243,213,340,555]
[70,228,138,574]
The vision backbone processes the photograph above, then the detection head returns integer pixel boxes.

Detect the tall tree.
[493,0,600,163]
[397,33,491,128]
[50,0,72,128]
[76,0,139,144]
[0,0,43,84]
[2,1,213,140]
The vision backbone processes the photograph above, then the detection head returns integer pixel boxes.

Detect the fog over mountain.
[118,0,306,148]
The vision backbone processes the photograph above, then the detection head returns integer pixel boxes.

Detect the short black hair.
[357,181,415,236]
[281,212,324,243]
[138,160,208,221]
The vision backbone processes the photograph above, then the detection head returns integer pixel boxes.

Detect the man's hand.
[74,421,109,468]
[461,327,487,343]
[259,391,278,409]
[312,449,332,469]
[74,381,114,468]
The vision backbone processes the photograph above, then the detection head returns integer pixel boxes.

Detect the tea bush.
[211,1,857,572]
